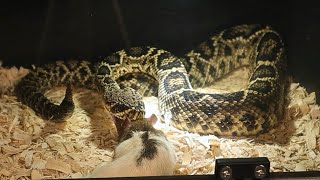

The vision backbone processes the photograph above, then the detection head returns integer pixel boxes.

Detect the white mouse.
[87,117,176,178]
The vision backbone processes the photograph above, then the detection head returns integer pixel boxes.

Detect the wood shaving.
[45,158,72,174]
[0,65,319,179]
[30,170,42,180]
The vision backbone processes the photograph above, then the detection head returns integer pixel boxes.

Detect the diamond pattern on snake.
[14,24,287,136]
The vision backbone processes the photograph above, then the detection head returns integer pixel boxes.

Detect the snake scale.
[15,24,287,136]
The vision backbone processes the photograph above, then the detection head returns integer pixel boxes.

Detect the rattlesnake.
[15,24,287,136]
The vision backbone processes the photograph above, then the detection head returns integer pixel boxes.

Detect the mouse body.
[87,119,176,178]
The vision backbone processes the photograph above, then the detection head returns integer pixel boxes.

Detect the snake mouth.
[111,112,143,135]
[112,116,131,137]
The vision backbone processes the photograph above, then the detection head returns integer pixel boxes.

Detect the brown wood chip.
[45,158,72,174]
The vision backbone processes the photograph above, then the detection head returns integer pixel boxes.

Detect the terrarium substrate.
[0,65,319,180]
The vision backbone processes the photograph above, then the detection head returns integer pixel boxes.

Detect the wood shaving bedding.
[0,65,319,179]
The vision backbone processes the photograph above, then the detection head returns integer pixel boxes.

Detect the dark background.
[0,0,319,102]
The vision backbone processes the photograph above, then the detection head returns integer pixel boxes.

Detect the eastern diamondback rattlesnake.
[15,24,287,136]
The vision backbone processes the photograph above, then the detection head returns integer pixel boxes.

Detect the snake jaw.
[111,108,146,137]
[112,116,131,138]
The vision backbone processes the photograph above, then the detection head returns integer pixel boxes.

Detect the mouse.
[86,115,176,178]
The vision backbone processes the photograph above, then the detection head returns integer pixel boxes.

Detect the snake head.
[104,87,145,112]
[104,86,146,129]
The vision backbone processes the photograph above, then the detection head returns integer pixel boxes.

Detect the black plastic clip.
[215,157,270,180]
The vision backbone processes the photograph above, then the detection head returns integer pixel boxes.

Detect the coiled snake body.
[15,24,287,136]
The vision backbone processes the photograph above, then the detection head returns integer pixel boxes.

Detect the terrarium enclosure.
[0,0,320,179]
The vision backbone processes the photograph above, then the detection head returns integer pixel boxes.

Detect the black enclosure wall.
[0,0,319,102]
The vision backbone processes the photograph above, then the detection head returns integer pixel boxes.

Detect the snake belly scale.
[15,24,287,136]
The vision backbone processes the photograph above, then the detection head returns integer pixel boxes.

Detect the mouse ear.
[146,114,158,125]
